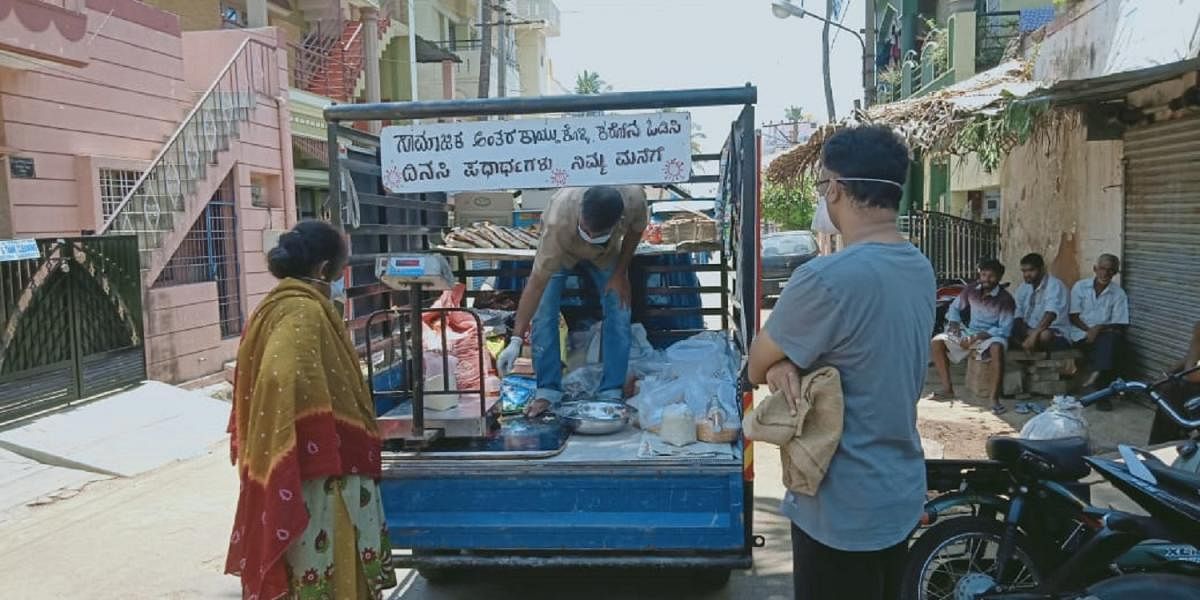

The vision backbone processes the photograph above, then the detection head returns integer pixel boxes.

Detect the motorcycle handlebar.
[1079,378,1200,430]
[1078,384,1121,406]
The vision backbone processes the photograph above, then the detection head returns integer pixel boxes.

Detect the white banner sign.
[379,112,693,194]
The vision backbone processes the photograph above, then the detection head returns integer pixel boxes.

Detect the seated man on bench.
[1013,253,1072,353]
[930,258,1016,414]
[1069,253,1129,410]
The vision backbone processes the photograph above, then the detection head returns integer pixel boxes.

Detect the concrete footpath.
[0,381,230,525]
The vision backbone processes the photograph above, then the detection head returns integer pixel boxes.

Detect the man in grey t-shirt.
[749,126,934,600]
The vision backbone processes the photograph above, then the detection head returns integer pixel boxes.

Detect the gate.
[901,210,1000,282]
[0,236,145,423]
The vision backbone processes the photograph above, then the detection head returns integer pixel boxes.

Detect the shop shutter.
[1122,113,1200,377]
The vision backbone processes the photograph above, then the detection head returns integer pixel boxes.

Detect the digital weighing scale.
[367,253,501,447]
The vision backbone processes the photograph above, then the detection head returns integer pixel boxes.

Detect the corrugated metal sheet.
[1122,113,1200,377]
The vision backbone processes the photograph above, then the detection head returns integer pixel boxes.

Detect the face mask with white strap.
[814,177,906,235]
[578,224,612,245]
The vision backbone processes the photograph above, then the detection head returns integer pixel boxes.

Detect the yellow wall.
[950,153,1000,192]
[144,0,222,32]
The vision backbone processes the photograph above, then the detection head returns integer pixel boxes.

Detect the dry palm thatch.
[766,61,1042,185]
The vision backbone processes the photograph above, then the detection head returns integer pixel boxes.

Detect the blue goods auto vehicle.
[323,87,763,589]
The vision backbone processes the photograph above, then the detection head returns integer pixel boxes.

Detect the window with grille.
[99,168,141,223]
[154,175,244,338]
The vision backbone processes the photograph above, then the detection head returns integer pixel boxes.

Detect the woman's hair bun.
[267,222,344,280]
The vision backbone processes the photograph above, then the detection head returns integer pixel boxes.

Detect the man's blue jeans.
[531,263,631,404]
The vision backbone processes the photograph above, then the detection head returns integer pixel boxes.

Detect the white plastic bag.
[660,403,697,447]
[683,377,738,424]
[665,332,735,382]
[562,364,604,402]
[423,351,459,392]
[1020,395,1089,441]
[585,322,655,364]
[628,376,686,430]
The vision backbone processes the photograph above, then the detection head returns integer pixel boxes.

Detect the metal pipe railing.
[325,85,758,122]
[99,38,278,235]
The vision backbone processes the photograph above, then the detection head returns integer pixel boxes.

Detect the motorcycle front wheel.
[901,516,1046,600]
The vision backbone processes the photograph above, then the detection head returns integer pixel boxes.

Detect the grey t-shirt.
[765,241,935,551]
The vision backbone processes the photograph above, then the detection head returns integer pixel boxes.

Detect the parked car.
[761,230,818,299]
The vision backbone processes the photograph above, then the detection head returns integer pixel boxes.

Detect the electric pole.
[477,1,494,98]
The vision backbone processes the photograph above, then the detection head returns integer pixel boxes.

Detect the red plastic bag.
[422,284,496,393]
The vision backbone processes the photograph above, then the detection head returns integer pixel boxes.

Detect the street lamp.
[771,0,873,108]
[771,0,804,19]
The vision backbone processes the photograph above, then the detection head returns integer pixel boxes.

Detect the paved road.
[0,435,794,600]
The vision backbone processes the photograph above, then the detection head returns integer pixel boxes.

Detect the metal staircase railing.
[99,38,278,270]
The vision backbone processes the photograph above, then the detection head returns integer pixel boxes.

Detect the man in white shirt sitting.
[1013,253,1072,353]
[1070,253,1130,410]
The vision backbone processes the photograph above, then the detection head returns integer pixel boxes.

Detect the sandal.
[924,391,954,402]
[1014,403,1032,415]
[991,404,1007,415]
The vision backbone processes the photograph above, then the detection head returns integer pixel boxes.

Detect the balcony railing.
[433,38,519,66]
[434,38,485,52]
[515,0,560,36]
[976,10,1021,72]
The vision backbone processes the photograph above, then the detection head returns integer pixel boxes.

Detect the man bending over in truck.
[497,185,648,417]
[930,258,1016,414]
[748,125,934,600]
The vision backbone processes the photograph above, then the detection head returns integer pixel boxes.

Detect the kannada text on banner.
[379,112,693,194]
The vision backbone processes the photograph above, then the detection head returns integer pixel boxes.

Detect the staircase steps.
[99,39,276,285]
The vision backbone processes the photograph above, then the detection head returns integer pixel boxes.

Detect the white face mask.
[578,224,612,245]
[811,195,840,235]
[810,176,904,236]
[328,277,346,303]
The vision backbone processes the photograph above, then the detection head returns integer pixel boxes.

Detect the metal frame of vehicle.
[324,86,763,573]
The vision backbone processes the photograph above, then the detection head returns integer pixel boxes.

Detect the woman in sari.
[225,220,396,599]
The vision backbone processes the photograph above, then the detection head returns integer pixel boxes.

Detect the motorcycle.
[901,369,1200,600]
[934,279,969,334]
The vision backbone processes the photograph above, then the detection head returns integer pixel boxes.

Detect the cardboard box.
[454,192,514,227]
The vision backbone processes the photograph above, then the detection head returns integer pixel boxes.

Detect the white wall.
[1035,0,1200,83]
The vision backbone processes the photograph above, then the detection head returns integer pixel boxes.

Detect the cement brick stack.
[1005,350,1081,399]
[961,350,1081,400]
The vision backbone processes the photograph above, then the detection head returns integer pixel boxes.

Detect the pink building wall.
[0,0,296,384]
[0,0,190,237]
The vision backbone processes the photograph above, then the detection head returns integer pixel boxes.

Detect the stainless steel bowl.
[558,401,631,435]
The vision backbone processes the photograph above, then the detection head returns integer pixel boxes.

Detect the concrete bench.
[965,349,1082,399]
